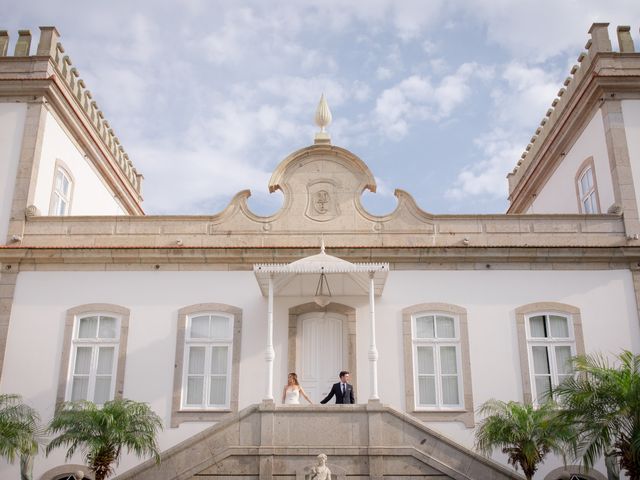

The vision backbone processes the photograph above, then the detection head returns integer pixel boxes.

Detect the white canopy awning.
[254,248,388,297]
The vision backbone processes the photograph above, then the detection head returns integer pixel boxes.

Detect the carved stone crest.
[306,181,339,222]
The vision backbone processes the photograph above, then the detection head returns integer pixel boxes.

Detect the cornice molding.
[508,53,640,213]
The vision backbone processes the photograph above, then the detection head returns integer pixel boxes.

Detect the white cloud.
[376,67,393,80]
[446,128,522,201]
[374,63,493,139]
[464,0,640,61]
[132,141,272,214]
[491,62,562,129]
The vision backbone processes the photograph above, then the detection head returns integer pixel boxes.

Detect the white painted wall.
[527,109,615,214]
[32,111,126,216]
[1,268,636,478]
[0,103,27,242]
[623,100,640,218]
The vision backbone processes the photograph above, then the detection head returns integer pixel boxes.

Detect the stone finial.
[314,94,332,145]
[0,31,8,56]
[588,23,612,53]
[617,26,635,53]
[36,26,60,57]
[14,30,32,56]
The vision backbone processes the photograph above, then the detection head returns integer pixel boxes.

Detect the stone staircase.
[115,401,522,480]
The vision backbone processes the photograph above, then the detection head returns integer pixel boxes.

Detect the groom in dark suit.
[320,370,355,404]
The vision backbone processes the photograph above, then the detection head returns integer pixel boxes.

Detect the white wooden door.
[298,312,346,403]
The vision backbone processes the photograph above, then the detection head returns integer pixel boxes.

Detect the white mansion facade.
[0,23,639,480]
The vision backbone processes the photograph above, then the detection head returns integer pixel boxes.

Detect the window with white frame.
[412,313,463,409]
[526,313,575,404]
[577,165,599,213]
[182,313,233,409]
[50,165,73,216]
[67,314,120,404]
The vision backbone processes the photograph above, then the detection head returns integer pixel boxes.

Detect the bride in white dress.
[282,372,313,405]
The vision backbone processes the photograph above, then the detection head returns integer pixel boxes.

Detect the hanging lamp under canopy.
[253,244,388,298]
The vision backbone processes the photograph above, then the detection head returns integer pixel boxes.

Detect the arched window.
[49,161,74,216]
[515,302,585,405]
[575,157,600,214]
[57,304,130,406]
[171,303,242,427]
[402,303,474,427]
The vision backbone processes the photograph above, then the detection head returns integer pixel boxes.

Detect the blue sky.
[4,1,640,215]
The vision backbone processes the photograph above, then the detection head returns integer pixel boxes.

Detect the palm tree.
[0,394,41,480]
[474,399,573,480]
[553,350,640,480]
[46,399,163,480]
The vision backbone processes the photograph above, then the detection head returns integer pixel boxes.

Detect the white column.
[368,272,379,400]
[265,274,275,401]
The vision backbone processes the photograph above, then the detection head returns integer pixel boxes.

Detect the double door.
[297,312,346,403]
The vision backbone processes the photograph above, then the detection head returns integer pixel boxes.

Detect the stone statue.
[309,453,331,480]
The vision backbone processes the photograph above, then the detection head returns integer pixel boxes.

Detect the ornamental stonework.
[305,181,340,222]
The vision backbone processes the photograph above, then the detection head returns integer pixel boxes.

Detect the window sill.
[170,409,233,428]
[409,408,475,428]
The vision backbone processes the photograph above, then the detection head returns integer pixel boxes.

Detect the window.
[49,163,74,216]
[57,304,130,406]
[171,303,242,427]
[402,303,474,427]
[575,158,600,214]
[413,314,462,408]
[526,313,575,403]
[68,314,120,404]
[516,302,585,405]
[182,313,233,409]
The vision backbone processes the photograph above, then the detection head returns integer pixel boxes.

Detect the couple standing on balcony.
[282,370,355,405]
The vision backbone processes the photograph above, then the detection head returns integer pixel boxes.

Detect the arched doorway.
[288,302,357,403]
[544,466,607,480]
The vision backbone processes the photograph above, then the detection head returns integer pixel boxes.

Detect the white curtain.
[98,317,117,339]
[71,347,91,400]
[78,317,98,339]
[555,345,573,384]
[94,377,112,405]
[186,347,206,405]
[210,346,228,374]
[440,346,459,405]
[549,315,569,338]
[209,377,227,405]
[416,346,435,405]
[415,316,435,339]
[74,347,92,375]
[418,377,436,405]
[439,346,457,374]
[210,316,230,339]
[188,347,205,374]
[441,377,459,405]
[416,346,434,375]
[529,316,546,337]
[187,377,204,405]
[436,316,455,338]
[190,316,209,338]
[532,346,550,374]
[96,347,114,375]
[535,376,552,402]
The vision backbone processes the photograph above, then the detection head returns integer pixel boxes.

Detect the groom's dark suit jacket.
[320,382,355,404]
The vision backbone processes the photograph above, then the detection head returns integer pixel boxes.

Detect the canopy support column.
[368,272,379,400]
[265,274,275,401]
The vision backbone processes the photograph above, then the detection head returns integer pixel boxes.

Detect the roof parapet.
[0,27,142,199]
[617,26,635,53]
[507,23,638,196]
